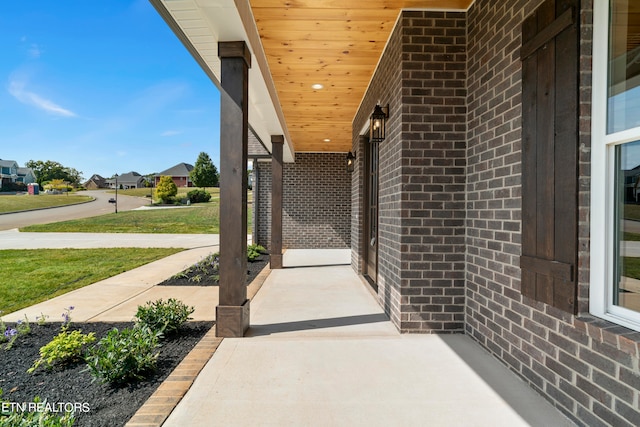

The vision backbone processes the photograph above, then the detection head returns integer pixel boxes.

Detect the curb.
[125,262,272,427]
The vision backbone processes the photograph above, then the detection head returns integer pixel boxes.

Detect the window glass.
[607,0,640,133]
[614,141,640,313]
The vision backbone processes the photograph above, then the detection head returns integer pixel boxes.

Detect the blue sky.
[1,0,221,180]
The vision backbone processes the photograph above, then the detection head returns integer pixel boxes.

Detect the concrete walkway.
[163,250,576,427]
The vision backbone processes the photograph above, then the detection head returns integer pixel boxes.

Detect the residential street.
[0,190,149,231]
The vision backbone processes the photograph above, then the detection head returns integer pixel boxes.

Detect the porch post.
[216,41,251,337]
[270,135,284,269]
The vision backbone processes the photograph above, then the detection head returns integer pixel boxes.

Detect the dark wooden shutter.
[519,0,579,313]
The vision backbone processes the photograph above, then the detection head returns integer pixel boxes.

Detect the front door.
[364,137,379,287]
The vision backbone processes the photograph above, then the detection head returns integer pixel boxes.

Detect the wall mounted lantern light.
[346,151,356,173]
[370,104,389,143]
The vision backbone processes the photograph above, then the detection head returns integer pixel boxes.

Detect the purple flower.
[69,306,75,311]
[4,328,17,338]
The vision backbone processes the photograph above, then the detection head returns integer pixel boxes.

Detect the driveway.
[0,190,149,231]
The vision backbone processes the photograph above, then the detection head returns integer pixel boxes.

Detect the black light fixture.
[370,103,389,143]
[346,151,356,173]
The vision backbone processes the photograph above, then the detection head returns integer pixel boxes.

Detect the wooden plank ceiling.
[249,0,472,153]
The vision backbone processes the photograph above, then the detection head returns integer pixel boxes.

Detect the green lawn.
[0,248,183,314]
[0,194,93,213]
[624,204,640,221]
[623,257,640,281]
[21,202,229,233]
[20,195,254,233]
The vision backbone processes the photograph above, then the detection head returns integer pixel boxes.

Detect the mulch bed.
[0,254,270,426]
[0,321,213,427]
[158,254,269,287]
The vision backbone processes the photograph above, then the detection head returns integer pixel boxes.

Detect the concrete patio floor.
[163,249,576,427]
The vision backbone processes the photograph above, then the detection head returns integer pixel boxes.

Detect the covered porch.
[149,0,640,426]
[160,249,573,427]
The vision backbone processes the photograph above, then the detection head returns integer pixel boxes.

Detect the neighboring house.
[106,171,146,189]
[154,162,193,188]
[154,0,640,425]
[1,159,35,188]
[16,167,36,185]
[0,159,19,188]
[84,174,108,190]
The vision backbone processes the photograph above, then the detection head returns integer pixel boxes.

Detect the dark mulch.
[0,321,213,427]
[158,254,269,287]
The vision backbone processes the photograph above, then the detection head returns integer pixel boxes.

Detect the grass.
[623,257,640,281]
[21,203,221,233]
[0,248,183,314]
[0,194,93,213]
[624,204,640,221]
[624,232,640,242]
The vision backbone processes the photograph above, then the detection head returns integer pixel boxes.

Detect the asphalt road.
[0,190,150,231]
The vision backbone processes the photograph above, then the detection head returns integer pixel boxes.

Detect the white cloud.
[161,130,181,137]
[8,78,77,117]
[28,44,42,59]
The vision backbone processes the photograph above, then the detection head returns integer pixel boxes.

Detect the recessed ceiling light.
[323,138,331,142]
[312,83,324,90]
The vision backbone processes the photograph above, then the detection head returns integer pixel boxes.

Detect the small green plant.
[1,315,32,350]
[134,298,194,335]
[60,306,74,332]
[247,244,267,262]
[85,326,159,384]
[36,312,49,325]
[28,330,96,373]
[0,389,75,426]
[171,253,220,284]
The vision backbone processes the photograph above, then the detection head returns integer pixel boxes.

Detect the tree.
[26,160,83,187]
[190,152,219,188]
[155,176,177,203]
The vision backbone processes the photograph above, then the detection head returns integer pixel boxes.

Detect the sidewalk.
[3,246,219,323]
[162,249,576,427]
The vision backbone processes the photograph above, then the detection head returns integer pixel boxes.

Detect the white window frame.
[591,0,640,331]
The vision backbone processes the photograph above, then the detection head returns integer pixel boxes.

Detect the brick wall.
[466,0,640,425]
[256,152,350,249]
[352,11,466,332]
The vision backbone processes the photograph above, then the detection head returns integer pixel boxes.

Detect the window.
[591,0,640,330]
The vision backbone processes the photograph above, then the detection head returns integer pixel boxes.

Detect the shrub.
[85,326,159,384]
[155,176,177,203]
[0,182,27,192]
[186,188,211,203]
[134,298,194,335]
[28,330,96,373]
[247,244,267,262]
